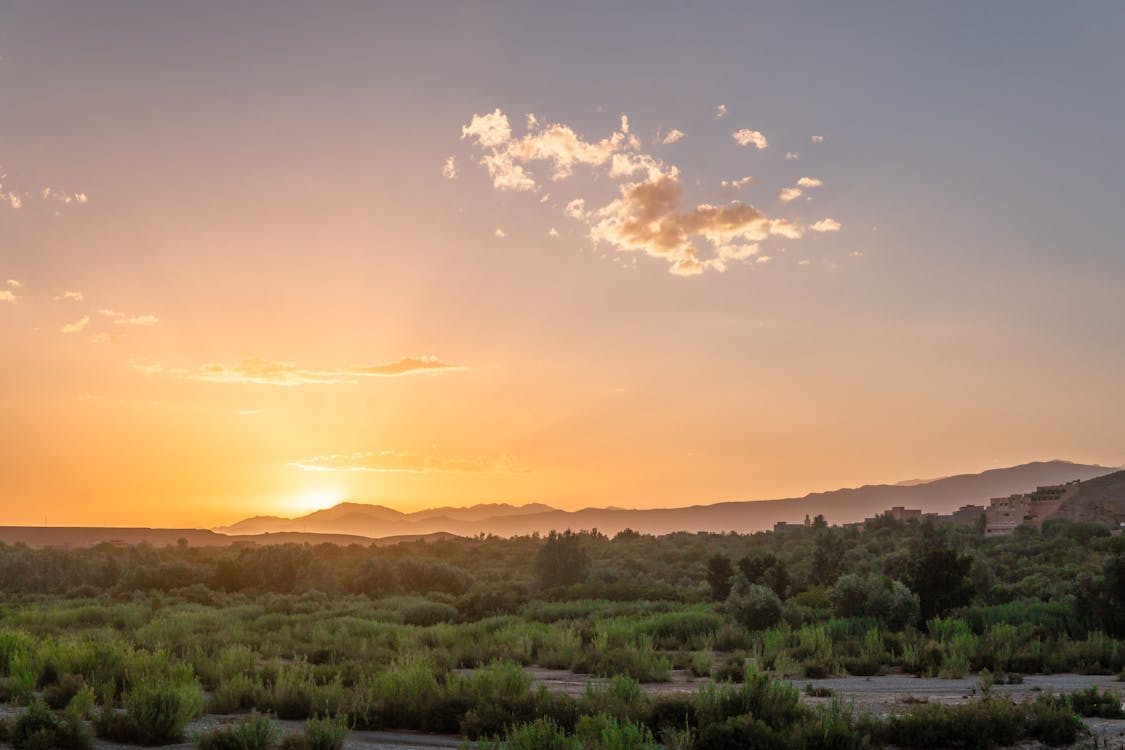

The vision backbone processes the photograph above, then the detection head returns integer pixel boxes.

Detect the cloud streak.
[142,356,461,386]
[291,450,522,474]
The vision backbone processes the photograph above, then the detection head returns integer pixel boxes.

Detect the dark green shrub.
[696,715,785,750]
[43,673,86,710]
[11,701,92,750]
[97,679,205,745]
[280,717,347,750]
[1067,685,1125,718]
[401,601,459,626]
[726,578,782,631]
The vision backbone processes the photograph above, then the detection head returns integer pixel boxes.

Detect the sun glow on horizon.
[279,489,346,516]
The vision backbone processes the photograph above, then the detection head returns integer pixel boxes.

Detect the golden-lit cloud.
[60,315,89,334]
[811,218,842,232]
[41,187,88,204]
[494,228,506,238]
[661,129,685,144]
[0,290,17,304]
[785,152,799,160]
[143,356,461,386]
[292,450,522,473]
[462,108,844,275]
[590,175,802,275]
[100,309,159,326]
[732,129,768,149]
[441,156,458,179]
[54,290,84,302]
[715,104,727,118]
[811,135,825,143]
[6,279,21,288]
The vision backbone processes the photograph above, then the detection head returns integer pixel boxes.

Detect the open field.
[1,517,1124,747]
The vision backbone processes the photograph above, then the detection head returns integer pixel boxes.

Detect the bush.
[97,677,206,745]
[278,716,347,750]
[11,701,92,750]
[1067,685,1124,718]
[196,712,278,750]
[726,578,782,632]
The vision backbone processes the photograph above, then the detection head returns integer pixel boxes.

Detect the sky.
[2,1,1124,527]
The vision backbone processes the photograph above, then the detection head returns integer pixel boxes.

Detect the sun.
[281,488,345,516]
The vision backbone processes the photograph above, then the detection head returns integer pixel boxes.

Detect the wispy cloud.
[785,152,799,160]
[60,315,90,334]
[142,356,461,386]
[0,290,17,304]
[715,104,727,118]
[54,291,84,302]
[92,332,125,344]
[778,187,803,203]
[721,176,755,189]
[441,156,458,179]
[732,129,768,150]
[6,279,21,288]
[811,218,842,232]
[41,188,88,205]
[292,450,523,473]
[811,135,825,143]
[661,129,685,145]
[797,177,823,188]
[100,309,159,326]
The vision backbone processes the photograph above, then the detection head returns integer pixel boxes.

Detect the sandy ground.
[2,671,1123,748]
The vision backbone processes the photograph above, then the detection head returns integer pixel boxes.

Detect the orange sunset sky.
[2,3,1124,527]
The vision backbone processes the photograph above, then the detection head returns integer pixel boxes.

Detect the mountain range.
[217,460,1119,538]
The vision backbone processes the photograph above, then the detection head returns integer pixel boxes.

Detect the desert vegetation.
[0,516,1123,747]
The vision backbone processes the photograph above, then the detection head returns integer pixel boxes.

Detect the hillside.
[0,527,459,550]
[1053,469,1125,525]
[220,460,1117,538]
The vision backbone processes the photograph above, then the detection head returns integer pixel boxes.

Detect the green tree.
[810,528,846,585]
[706,553,734,601]
[905,519,973,620]
[536,530,591,589]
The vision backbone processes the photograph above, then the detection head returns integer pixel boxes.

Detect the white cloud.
[441,156,458,180]
[60,315,89,334]
[620,114,629,133]
[661,129,685,145]
[778,187,803,202]
[54,291,84,302]
[715,104,728,118]
[732,129,768,150]
[461,109,512,148]
[721,176,755,189]
[796,177,823,188]
[811,135,825,143]
[0,290,17,304]
[811,218,842,232]
[785,152,799,160]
